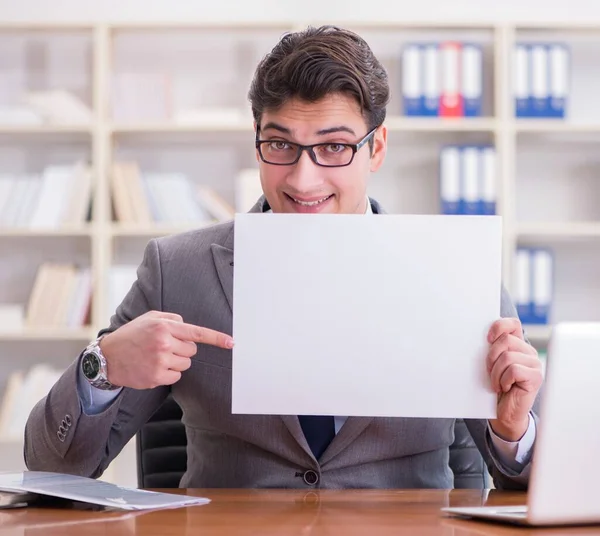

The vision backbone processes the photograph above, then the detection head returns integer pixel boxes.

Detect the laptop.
[442,322,600,526]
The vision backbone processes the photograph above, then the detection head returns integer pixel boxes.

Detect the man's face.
[255,93,387,214]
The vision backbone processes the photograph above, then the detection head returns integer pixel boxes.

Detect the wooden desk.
[0,489,598,535]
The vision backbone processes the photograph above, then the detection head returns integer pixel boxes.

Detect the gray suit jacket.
[24,197,540,489]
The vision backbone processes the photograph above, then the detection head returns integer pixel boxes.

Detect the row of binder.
[514,248,553,325]
[514,43,569,118]
[402,41,483,117]
[439,145,496,215]
[401,41,569,119]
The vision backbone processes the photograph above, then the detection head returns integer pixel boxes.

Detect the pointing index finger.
[169,321,234,349]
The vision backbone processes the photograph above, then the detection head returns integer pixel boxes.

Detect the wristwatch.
[80,337,120,390]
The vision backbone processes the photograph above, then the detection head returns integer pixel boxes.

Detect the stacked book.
[25,263,92,329]
[107,264,138,323]
[0,89,92,126]
[0,364,63,442]
[0,162,92,229]
[111,161,235,225]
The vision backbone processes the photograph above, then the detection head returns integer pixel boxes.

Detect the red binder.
[440,41,464,117]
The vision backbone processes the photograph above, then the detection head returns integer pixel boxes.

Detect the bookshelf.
[0,328,96,341]
[1,20,599,486]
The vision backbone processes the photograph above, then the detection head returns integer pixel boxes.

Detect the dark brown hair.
[248,25,389,132]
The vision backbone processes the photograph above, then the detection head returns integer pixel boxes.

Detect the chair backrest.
[136,394,187,488]
[136,398,487,489]
[450,418,490,489]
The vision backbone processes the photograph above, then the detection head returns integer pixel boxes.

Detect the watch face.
[82,352,101,380]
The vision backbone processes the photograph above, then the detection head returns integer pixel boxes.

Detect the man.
[24,26,543,489]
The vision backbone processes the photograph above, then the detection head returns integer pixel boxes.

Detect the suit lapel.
[319,417,374,465]
[210,198,268,313]
[210,243,234,313]
[280,416,315,459]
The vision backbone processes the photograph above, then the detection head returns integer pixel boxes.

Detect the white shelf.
[514,22,600,31]
[109,117,499,135]
[0,24,596,335]
[0,22,95,30]
[515,121,600,133]
[0,226,93,238]
[385,116,497,132]
[0,124,92,135]
[107,20,498,31]
[0,20,596,339]
[110,222,214,237]
[0,17,598,491]
[0,327,95,341]
[108,21,293,31]
[517,222,600,239]
[110,122,253,134]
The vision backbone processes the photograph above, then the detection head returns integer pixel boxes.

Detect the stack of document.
[0,472,210,511]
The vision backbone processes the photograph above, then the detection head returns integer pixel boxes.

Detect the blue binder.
[479,146,496,215]
[422,43,440,116]
[548,43,569,118]
[530,44,550,117]
[461,146,480,214]
[514,44,531,118]
[515,248,533,324]
[530,248,553,324]
[439,145,461,214]
[462,43,483,117]
[403,44,423,116]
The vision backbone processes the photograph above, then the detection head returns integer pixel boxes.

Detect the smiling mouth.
[285,193,334,206]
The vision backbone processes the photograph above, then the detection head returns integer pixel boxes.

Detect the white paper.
[232,213,501,419]
[0,472,210,511]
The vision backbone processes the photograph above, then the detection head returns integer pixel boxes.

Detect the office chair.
[136,393,187,488]
[450,418,491,489]
[136,396,489,489]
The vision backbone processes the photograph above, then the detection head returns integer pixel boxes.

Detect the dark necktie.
[299,415,335,460]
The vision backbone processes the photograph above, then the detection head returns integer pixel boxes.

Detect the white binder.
[422,43,440,116]
[514,44,530,117]
[439,146,461,214]
[480,147,496,215]
[462,44,482,116]
[515,248,532,324]
[549,43,568,118]
[532,249,553,323]
[461,146,480,215]
[531,44,549,117]
[402,44,422,116]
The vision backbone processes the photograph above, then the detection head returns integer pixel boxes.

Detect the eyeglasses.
[255,127,378,168]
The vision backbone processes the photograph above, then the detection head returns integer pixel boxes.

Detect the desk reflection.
[133,489,474,536]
